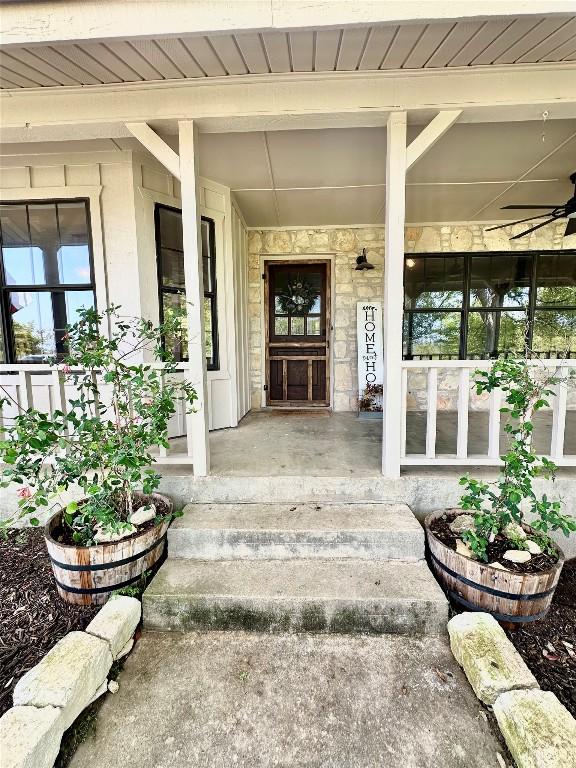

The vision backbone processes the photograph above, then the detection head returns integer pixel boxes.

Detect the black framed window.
[403,250,576,360]
[0,200,95,363]
[154,204,219,370]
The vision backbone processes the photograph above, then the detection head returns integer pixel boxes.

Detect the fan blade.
[485,213,551,232]
[565,218,576,237]
[510,216,561,240]
[501,204,559,209]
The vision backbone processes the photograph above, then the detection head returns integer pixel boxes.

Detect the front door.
[265,261,330,406]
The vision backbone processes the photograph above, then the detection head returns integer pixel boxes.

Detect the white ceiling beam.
[405,110,462,170]
[2,2,574,47]
[2,65,575,144]
[125,122,181,179]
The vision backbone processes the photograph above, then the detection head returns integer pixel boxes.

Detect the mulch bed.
[505,558,576,718]
[0,528,99,717]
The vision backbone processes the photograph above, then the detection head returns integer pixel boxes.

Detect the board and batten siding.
[0,149,246,432]
[124,156,246,431]
[231,198,250,421]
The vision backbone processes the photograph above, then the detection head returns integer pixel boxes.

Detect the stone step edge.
[143,593,448,636]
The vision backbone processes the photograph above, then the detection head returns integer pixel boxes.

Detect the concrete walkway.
[70,630,504,768]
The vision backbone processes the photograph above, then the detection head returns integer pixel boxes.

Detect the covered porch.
[1,3,576,481]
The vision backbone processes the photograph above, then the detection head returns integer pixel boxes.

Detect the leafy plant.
[358,383,383,412]
[0,306,197,545]
[458,358,576,560]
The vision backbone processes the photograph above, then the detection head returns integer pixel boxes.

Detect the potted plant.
[425,359,576,625]
[358,383,383,420]
[0,306,196,605]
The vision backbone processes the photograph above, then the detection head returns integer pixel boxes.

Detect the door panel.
[265,261,330,407]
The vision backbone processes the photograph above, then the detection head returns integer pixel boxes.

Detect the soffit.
[1,16,575,89]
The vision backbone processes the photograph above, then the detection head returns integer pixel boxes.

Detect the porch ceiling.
[1,14,575,90]
[201,120,576,226]
[1,117,574,227]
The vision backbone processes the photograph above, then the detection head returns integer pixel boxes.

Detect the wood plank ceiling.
[1,15,575,89]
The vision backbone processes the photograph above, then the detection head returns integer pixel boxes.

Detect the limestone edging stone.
[0,705,63,768]
[12,631,112,728]
[448,612,539,705]
[85,595,141,658]
[449,612,576,768]
[493,689,576,768]
[3,595,140,768]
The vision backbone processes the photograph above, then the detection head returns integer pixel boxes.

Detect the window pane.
[0,204,29,248]
[309,296,321,314]
[203,296,213,364]
[467,310,528,358]
[404,256,464,309]
[536,253,576,306]
[10,289,94,362]
[0,205,34,286]
[1,202,91,286]
[158,207,183,252]
[470,254,531,308]
[57,202,91,284]
[290,317,305,335]
[403,312,461,358]
[201,219,213,293]
[27,203,60,284]
[275,316,288,335]
[162,292,187,362]
[307,316,321,335]
[160,248,185,289]
[532,310,576,357]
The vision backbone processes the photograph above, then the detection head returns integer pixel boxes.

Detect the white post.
[382,111,407,478]
[178,120,210,476]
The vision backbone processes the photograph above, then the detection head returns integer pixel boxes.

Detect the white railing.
[400,359,576,467]
[0,364,193,465]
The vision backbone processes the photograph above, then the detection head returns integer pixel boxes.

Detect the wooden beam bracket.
[125,121,181,180]
[405,110,462,170]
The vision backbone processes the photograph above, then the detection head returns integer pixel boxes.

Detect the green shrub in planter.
[0,306,196,545]
[459,359,576,561]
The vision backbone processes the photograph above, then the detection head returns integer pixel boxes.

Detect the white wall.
[231,198,250,421]
[0,147,247,432]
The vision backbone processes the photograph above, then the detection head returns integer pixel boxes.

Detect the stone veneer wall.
[248,222,574,411]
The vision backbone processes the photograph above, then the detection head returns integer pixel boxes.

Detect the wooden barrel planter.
[44,492,172,606]
[425,510,565,627]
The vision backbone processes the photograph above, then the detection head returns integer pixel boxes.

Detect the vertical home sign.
[356,301,384,398]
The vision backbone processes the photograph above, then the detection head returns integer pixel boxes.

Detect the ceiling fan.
[486,172,576,240]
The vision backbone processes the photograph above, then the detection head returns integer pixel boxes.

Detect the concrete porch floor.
[199,409,576,477]
[69,630,504,768]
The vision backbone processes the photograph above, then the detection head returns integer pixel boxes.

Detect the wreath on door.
[277,275,318,315]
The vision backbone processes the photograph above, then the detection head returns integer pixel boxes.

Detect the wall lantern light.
[355,248,375,271]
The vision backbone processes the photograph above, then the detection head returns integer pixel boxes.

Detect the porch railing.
[0,364,193,465]
[400,359,576,467]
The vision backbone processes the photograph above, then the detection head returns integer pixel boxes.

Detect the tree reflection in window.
[403,251,576,359]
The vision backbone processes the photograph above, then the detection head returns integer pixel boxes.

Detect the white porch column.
[382,111,407,479]
[178,120,210,476]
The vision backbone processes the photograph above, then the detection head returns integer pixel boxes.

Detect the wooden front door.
[265,261,330,406]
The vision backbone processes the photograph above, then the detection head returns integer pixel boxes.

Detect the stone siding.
[248,222,574,411]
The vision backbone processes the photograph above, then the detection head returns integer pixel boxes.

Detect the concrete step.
[142,558,448,635]
[169,502,424,560]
